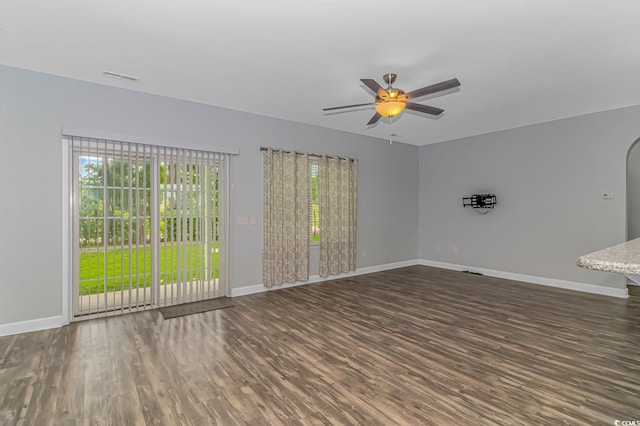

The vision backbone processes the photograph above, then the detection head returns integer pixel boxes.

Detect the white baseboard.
[0,260,417,336]
[231,259,419,297]
[0,315,66,338]
[418,259,629,299]
[2,258,627,337]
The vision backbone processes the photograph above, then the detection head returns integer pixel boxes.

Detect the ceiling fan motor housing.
[383,73,397,86]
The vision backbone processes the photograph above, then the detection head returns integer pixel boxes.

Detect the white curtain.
[318,156,357,277]
[262,148,310,287]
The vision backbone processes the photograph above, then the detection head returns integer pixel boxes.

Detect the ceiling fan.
[323,74,461,125]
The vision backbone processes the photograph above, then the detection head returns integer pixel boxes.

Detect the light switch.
[602,193,614,199]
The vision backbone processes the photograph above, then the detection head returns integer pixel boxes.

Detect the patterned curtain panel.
[262,148,310,287]
[318,156,358,277]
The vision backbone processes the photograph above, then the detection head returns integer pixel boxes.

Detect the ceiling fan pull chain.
[389,116,393,144]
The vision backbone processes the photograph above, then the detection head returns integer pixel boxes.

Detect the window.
[262,147,357,283]
[309,160,320,243]
[69,136,229,318]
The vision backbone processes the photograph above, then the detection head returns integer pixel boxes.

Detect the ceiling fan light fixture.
[375,101,406,117]
[324,74,460,124]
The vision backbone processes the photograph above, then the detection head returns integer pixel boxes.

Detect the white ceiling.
[1,0,639,146]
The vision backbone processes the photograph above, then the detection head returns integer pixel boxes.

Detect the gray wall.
[3,62,638,328]
[419,106,640,289]
[0,65,419,325]
[627,141,640,240]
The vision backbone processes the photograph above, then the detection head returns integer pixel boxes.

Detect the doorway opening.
[69,136,229,319]
[627,138,640,241]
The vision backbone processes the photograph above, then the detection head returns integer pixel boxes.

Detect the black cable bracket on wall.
[463,193,496,215]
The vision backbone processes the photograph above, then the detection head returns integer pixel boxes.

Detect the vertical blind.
[69,136,229,318]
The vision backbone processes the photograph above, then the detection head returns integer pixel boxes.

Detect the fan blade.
[405,78,460,99]
[367,112,382,125]
[361,79,387,97]
[323,102,374,111]
[405,102,444,116]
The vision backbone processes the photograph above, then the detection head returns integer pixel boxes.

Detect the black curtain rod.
[259,147,356,162]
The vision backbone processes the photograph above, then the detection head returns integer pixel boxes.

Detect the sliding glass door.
[157,150,223,306]
[70,137,228,318]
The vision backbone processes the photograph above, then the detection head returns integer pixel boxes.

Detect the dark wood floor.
[1,266,639,425]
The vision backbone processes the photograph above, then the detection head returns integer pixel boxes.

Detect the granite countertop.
[577,238,640,275]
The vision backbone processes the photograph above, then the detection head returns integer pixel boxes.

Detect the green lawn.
[311,203,320,241]
[79,243,219,295]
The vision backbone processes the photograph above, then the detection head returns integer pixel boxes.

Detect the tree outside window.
[310,162,320,242]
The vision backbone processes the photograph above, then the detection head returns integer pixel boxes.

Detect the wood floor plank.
[0,265,639,425]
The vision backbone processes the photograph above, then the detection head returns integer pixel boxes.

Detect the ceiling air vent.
[102,71,138,82]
